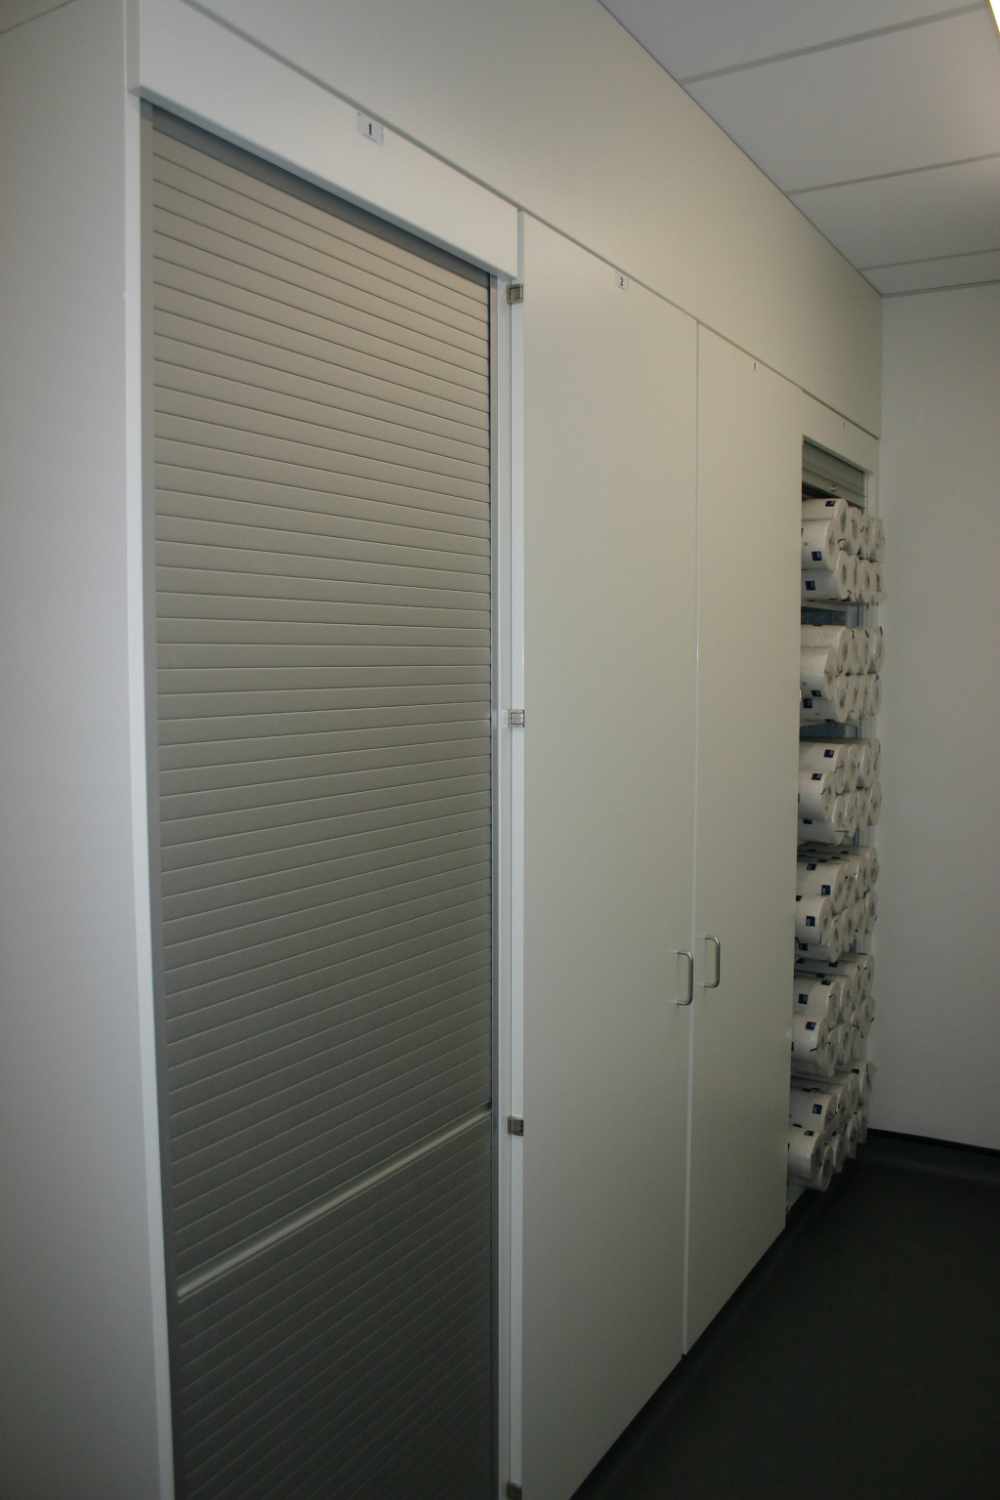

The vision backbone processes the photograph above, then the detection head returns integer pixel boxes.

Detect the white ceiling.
[600,0,1000,295]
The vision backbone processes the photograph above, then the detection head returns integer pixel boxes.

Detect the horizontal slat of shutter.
[150,110,492,1496]
[153,309,490,436]
[152,126,487,314]
[174,1119,492,1500]
[803,439,867,505]
[154,333,489,455]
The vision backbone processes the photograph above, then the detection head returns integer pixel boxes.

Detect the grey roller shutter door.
[146,110,493,1499]
[803,439,867,505]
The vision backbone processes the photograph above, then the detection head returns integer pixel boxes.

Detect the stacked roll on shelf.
[791,459,882,1198]
[798,735,881,846]
[801,497,884,604]
[800,626,883,727]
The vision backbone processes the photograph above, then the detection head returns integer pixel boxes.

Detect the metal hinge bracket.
[505,1484,523,1499]
[506,1116,524,1137]
[508,708,526,728]
[506,283,524,305]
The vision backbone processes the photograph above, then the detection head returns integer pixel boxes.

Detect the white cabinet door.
[686,329,801,1349]
[520,217,698,1500]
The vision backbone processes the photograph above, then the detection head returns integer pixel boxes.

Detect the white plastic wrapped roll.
[839,1070,863,1115]
[796,911,846,964]
[845,676,866,723]
[803,549,853,602]
[870,516,885,561]
[797,959,862,1014]
[857,558,875,603]
[844,741,863,791]
[844,552,860,600]
[847,953,875,1000]
[802,676,852,724]
[798,769,837,819]
[796,857,851,911]
[845,1112,862,1159]
[830,1129,848,1174]
[799,739,849,794]
[791,1012,835,1074]
[801,625,852,674]
[788,1125,835,1190]
[857,846,879,890]
[831,792,859,831]
[856,856,872,888]
[852,741,874,789]
[863,675,882,719]
[799,816,851,848]
[833,1026,854,1072]
[801,518,848,571]
[793,973,845,1025]
[801,646,839,694]
[839,900,860,946]
[790,1085,840,1135]
[865,888,879,930]
[802,495,850,536]
[795,893,835,945]
[865,783,882,827]
[868,626,885,673]
[848,959,868,1008]
[870,561,884,600]
[851,1059,874,1108]
[842,627,865,674]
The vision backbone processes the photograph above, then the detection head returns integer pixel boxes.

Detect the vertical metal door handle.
[674,949,694,1007]
[704,934,722,989]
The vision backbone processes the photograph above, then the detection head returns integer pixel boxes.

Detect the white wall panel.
[876,286,1000,1149]
[689,8,1000,192]
[146,0,882,433]
[602,0,959,82]
[0,1,170,1494]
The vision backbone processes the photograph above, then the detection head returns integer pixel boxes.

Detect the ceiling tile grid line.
[862,244,1000,271]
[684,9,1000,194]
[881,275,1000,296]
[601,1,1000,295]
[599,1,982,81]
[676,3,981,83]
[790,149,1000,200]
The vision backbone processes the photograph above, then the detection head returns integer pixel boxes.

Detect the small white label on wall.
[356,112,385,146]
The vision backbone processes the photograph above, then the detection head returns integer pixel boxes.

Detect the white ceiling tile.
[793,157,1000,267]
[686,9,1000,191]
[865,248,1000,294]
[600,0,966,81]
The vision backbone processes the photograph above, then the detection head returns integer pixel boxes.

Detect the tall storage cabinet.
[521,217,699,1500]
[518,245,807,1498]
[686,332,801,1346]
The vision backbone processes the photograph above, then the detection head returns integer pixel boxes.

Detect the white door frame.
[494,254,526,1499]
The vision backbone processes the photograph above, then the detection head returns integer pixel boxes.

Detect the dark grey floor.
[574,1133,1000,1500]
